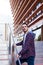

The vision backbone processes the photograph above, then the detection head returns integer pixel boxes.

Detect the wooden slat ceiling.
[15,4,43,34]
[10,0,43,34]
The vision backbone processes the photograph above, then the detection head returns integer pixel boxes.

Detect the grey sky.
[0,0,13,24]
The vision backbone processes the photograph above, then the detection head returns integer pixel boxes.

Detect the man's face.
[22,24,28,33]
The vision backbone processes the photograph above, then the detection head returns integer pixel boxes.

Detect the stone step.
[0,55,8,59]
[0,60,9,65]
[0,42,9,65]
[0,43,8,46]
[0,50,8,55]
[0,46,8,49]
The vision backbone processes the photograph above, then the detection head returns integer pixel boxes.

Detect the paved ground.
[35,64,43,65]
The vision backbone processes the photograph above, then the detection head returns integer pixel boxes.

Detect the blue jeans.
[16,56,35,65]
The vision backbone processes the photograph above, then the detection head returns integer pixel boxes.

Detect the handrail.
[8,24,22,65]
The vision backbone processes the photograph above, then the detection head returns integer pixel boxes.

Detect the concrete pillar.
[5,24,7,41]
[5,24,8,41]
[41,25,43,41]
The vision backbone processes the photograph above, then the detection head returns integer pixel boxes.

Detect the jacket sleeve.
[19,33,34,55]
[16,41,23,46]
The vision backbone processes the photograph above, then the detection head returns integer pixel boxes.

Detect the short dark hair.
[22,22,28,27]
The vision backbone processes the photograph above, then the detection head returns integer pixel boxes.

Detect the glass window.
[33,28,41,41]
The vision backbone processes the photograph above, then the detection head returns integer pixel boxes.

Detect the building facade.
[9,0,43,40]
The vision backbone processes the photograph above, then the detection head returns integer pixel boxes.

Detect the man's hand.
[16,54,21,59]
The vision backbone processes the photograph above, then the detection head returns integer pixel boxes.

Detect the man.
[16,22,35,65]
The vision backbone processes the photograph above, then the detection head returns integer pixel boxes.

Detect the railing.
[8,24,22,65]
